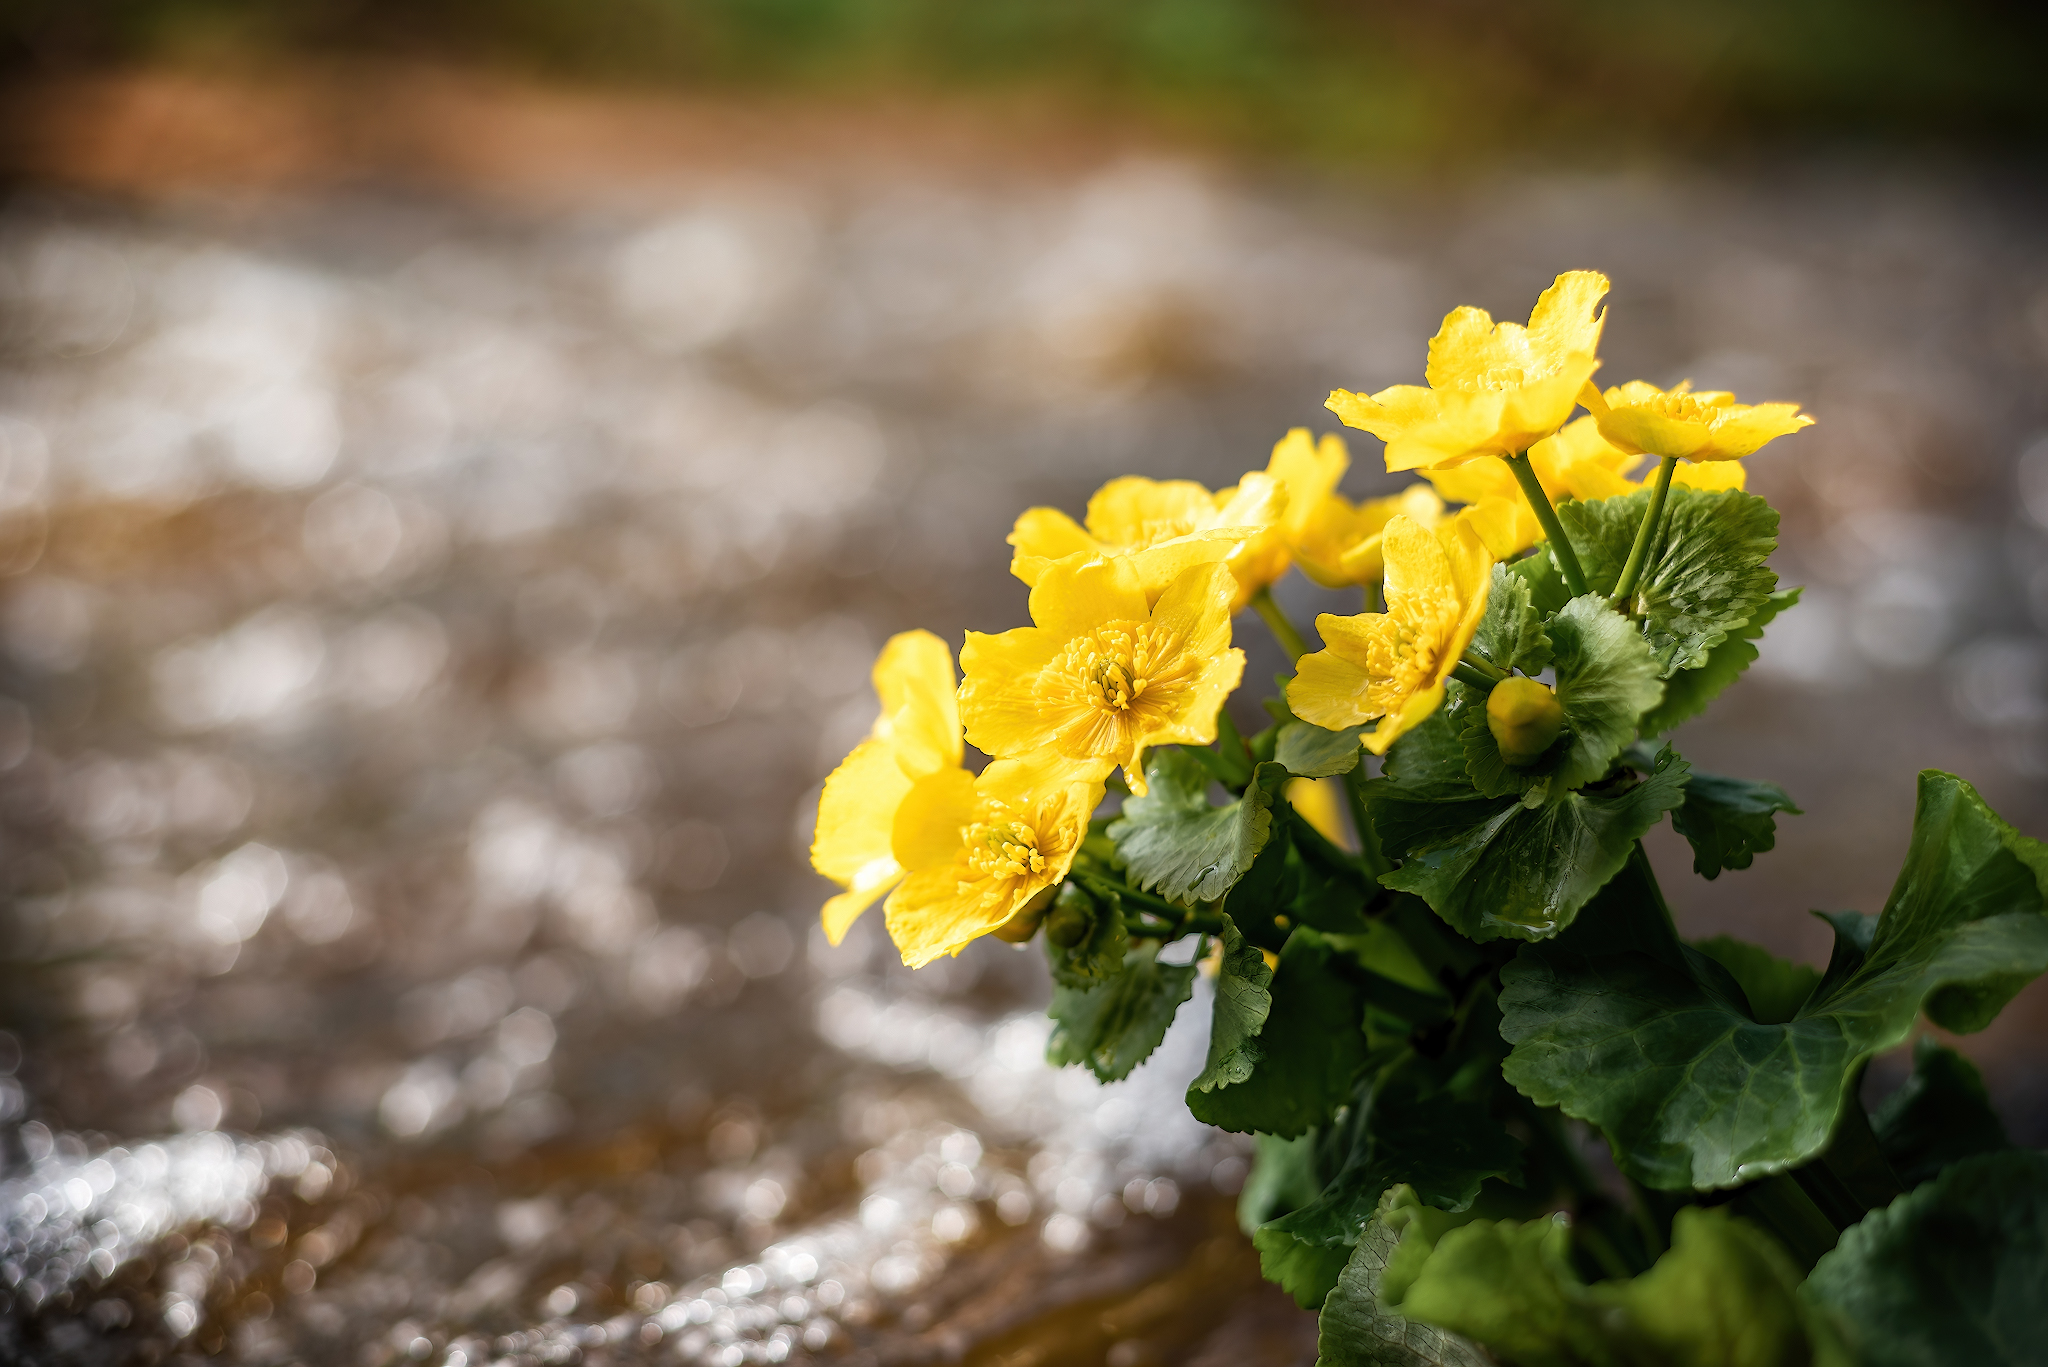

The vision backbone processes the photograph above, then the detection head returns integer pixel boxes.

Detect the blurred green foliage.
[4,0,2043,157]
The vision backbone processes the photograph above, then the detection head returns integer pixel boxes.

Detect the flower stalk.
[1251,585,1312,663]
[1610,454,1678,610]
[1502,450,1589,595]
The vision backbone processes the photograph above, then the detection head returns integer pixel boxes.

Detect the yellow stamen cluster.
[1057,623,1168,713]
[964,818,1046,882]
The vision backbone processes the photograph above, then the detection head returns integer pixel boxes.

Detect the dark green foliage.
[1188,914,1273,1097]
[1805,1150,2048,1367]
[1276,719,1366,777]
[1560,487,1780,676]
[1107,748,1288,903]
[1253,1068,1521,1308]
[1501,772,2048,1189]
[1640,588,1801,736]
[1374,745,1689,943]
[1460,595,1664,800]
[1380,1204,1852,1367]
[1671,768,1800,878]
[1688,935,1820,1025]
[1043,880,1128,987]
[1870,1037,2010,1188]
[1045,945,1195,1082]
[1314,1189,1493,1367]
[1185,927,1367,1137]
[1468,563,1553,676]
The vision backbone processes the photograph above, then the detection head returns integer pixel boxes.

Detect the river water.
[2,139,2046,1365]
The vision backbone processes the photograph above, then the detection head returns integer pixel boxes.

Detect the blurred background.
[0,4,2045,1364]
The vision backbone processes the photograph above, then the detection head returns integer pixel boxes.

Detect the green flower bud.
[1487,677,1565,766]
[992,883,1059,943]
[1043,881,1099,948]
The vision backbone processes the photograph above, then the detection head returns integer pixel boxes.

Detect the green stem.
[1503,451,1589,596]
[1251,586,1312,663]
[1609,455,1677,610]
[1459,651,1507,681]
[1068,869,1207,929]
[1450,661,1499,692]
[1361,579,1385,615]
[1734,1173,1840,1272]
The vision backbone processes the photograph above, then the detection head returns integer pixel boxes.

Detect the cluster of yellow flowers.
[812,270,1812,967]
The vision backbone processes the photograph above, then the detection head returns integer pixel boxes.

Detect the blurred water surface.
[2,130,2047,1365]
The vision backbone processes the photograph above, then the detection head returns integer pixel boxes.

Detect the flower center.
[964,819,1045,882]
[1642,391,1717,423]
[1054,623,1167,714]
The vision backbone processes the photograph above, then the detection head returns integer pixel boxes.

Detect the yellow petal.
[1448,498,1542,561]
[891,766,979,873]
[821,867,904,946]
[1026,551,1152,640]
[1597,406,1713,460]
[871,628,962,777]
[1084,477,1219,548]
[1530,415,1641,501]
[1424,305,1508,391]
[1694,404,1813,461]
[1289,623,1379,730]
[1124,529,1249,606]
[1436,517,1494,676]
[1261,429,1349,539]
[1673,459,1747,492]
[1327,384,1439,442]
[958,624,1066,762]
[1379,515,1455,623]
[811,737,914,885]
[1364,682,1445,755]
[1008,506,1098,588]
[1523,271,1610,372]
[1323,485,1446,587]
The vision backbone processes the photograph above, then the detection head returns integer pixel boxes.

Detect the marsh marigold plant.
[809,269,2048,1367]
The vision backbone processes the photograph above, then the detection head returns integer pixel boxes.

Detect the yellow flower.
[810,629,967,945]
[1220,428,1350,596]
[1289,516,1492,755]
[884,750,1103,968]
[961,555,1245,795]
[1582,380,1813,462]
[1008,472,1284,612]
[1327,271,1609,473]
[1294,482,1449,588]
[1419,415,1745,559]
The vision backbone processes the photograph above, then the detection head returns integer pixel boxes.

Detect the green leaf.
[1373,746,1690,943]
[1805,1149,2048,1367]
[1501,771,2048,1190]
[1044,882,1130,988]
[1672,769,1800,879]
[1560,487,1780,676]
[1640,587,1800,736]
[1469,563,1553,675]
[1507,544,1574,616]
[1238,1130,1324,1235]
[1254,1070,1521,1308]
[1045,945,1196,1082]
[1463,595,1665,800]
[1689,934,1821,1025]
[1188,914,1273,1097]
[1386,1205,1851,1367]
[1313,1188,1492,1367]
[1107,749,1288,904]
[1278,719,1367,777]
[1186,927,1368,1137]
[1870,1036,2010,1188]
